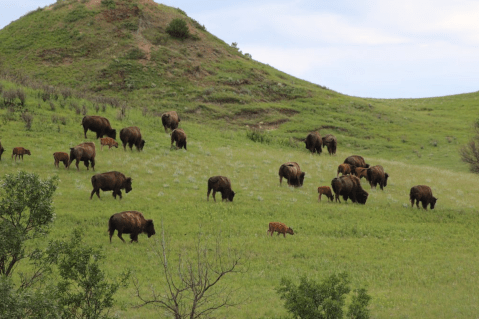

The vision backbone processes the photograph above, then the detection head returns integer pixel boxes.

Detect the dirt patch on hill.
[247,119,290,130]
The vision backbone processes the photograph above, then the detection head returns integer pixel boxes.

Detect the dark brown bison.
[344,155,370,168]
[352,166,369,180]
[337,163,353,177]
[81,115,116,140]
[331,175,369,204]
[367,165,389,190]
[53,152,69,168]
[207,176,235,202]
[100,137,118,150]
[305,131,322,154]
[267,222,294,237]
[171,128,187,150]
[322,134,337,155]
[12,147,31,161]
[279,162,305,187]
[120,126,145,151]
[69,142,96,171]
[161,111,180,133]
[108,211,155,243]
[0,141,5,161]
[410,185,437,210]
[90,171,132,200]
[317,186,334,202]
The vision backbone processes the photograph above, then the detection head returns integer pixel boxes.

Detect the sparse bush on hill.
[166,18,190,40]
[460,118,479,173]
[21,111,33,130]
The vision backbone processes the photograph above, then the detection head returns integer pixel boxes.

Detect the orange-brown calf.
[352,167,368,180]
[267,222,294,238]
[53,152,69,168]
[100,137,118,150]
[337,163,353,177]
[317,186,334,202]
[12,147,31,161]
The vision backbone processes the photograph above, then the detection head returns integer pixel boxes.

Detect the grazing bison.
[81,115,116,140]
[0,141,4,161]
[171,128,187,150]
[100,137,118,150]
[207,176,235,202]
[367,165,389,190]
[317,186,334,202]
[337,163,354,177]
[90,171,132,200]
[322,134,337,155]
[53,152,69,168]
[108,211,155,243]
[279,162,305,187]
[267,222,294,238]
[161,111,180,133]
[344,155,370,168]
[352,166,369,180]
[12,147,31,161]
[120,126,145,151]
[410,185,437,210]
[331,175,368,204]
[305,131,322,154]
[69,142,96,171]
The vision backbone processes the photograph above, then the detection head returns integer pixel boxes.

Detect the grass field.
[1,77,479,318]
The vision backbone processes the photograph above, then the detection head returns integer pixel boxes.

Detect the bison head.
[384,173,389,187]
[124,177,133,193]
[139,139,145,151]
[113,141,119,148]
[107,129,117,140]
[287,227,294,235]
[299,172,305,186]
[356,190,369,204]
[430,197,438,209]
[145,219,156,238]
[222,190,235,202]
[25,149,31,156]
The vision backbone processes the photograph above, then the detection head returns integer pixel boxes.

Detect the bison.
[161,111,180,133]
[207,176,235,202]
[305,131,322,154]
[331,175,369,204]
[69,142,96,171]
[108,211,155,243]
[267,222,294,238]
[322,134,337,155]
[90,171,132,200]
[171,128,187,150]
[367,165,389,190]
[100,137,118,150]
[318,186,334,202]
[81,115,116,140]
[337,163,354,177]
[410,185,437,210]
[279,162,305,187]
[344,155,370,168]
[352,166,369,180]
[119,126,145,151]
[0,141,5,161]
[53,152,69,168]
[12,147,31,161]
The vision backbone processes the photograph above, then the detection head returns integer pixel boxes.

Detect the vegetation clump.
[166,18,190,40]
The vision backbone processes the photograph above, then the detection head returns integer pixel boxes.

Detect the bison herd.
[0,116,439,243]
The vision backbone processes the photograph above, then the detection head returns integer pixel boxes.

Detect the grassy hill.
[1,0,479,318]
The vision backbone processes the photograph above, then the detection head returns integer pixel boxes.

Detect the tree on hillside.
[460,119,479,173]
[133,227,247,318]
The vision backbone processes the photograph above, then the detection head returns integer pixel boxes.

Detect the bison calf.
[267,222,294,238]
[410,185,437,210]
[108,211,155,243]
[171,128,187,150]
[100,137,118,150]
[279,162,305,187]
[91,171,132,200]
[12,147,31,161]
[317,186,334,202]
[352,166,369,180]
[207,176,235,202]
[337,163,353,177]
[53,152,69,168]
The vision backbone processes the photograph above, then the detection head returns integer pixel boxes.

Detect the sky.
[1,0,479,99]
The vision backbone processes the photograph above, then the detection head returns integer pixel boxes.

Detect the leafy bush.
[246,129,272,144]
[277,273,370,319]
[100,0,115,9]
[166,18,190,39]
[125,48,146,60]
[64,5,90,23]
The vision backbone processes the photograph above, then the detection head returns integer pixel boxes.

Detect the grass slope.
[0,79,478,318]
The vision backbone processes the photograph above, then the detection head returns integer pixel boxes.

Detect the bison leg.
[83,160,90,170]
[84,127,88,138]
[130,233,138,243]
[91,159,95,171]
[109,229,115,243]
[212,190,217,202]
[75,159,80,170]
[207,187,212,201]
[318,194,321,202]
[63,160,69,169]
[279,175,283,186]
[422,200,428,210]
[117,231,126,243]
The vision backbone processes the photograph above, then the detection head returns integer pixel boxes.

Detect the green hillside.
[1,1,479,318]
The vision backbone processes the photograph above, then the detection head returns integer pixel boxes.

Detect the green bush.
[166,18,190,39]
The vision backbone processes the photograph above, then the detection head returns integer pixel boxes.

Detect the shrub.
[20,112,33,130]
[125,48,146,60]
[166,18,190,39]
[100,0,115,9]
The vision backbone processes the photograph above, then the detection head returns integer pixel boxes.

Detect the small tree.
[166,18,190,39]
[460,119,479,173]
[133,227,246,318]
[277,273,370,319]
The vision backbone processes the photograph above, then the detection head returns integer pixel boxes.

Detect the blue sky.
[1,0,479,99]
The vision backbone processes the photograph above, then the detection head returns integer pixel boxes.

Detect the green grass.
[1,79,479,318]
